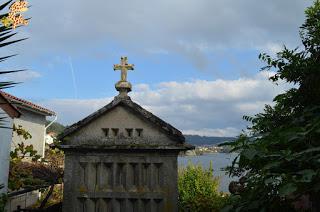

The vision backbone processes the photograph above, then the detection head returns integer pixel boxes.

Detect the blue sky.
[1,0,311,136]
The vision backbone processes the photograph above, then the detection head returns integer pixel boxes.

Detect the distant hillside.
[184,135,236,146]
[46,121,66,135]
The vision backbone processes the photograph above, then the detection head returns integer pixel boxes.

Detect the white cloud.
[2,70,41,82]
[257,42,286,56]
[42,71,291,136]
[8,0,310,70]
[183,127,240,137]
[44,98,113,125]
[131,71,284,104]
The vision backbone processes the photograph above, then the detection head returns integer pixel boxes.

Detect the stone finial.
[113,56,134,97]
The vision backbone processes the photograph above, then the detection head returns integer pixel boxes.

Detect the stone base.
[115,81,132,92]
[115,81,132,97]
[62,151,179,212]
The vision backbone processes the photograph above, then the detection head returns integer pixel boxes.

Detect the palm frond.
[0,0,28,129]
[0,69,26,74]
[0,54,17,62]
[0,32,17,43]
[0,0,13,11]
[0,38,27,48]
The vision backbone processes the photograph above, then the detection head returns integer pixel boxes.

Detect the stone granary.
[58,57,194,212]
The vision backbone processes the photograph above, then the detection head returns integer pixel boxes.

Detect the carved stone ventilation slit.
[116,163,126,188]
[94,163,100,190]
[129,198,139,212]
[135,128,143,137]
[87,162,99,191]
[102,128,109,137]
[103,198,112,211]
[142,163,151,190]
[128,163,139,189]
[154,199,164,212]
[116,198,125,212]
[112,128,119,137]
[87,198,98,212]
[101,163,113,190]
[77,198,87,212]
[79,162,88,189]
[95,199,103,212]
[141,199,151,212]
[126,128,133,137]
[154,163,163,189]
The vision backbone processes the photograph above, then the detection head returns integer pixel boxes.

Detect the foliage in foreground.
[178,162,229,212]
[0,1,28,211]
[0,0,28,94]
[221,1,320,211]
[9,125,64,209]
[30,184,63,209]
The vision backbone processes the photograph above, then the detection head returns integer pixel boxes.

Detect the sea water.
[178,153,238,193]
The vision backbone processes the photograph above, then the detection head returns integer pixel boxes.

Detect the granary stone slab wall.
[63,151,178,212]
[66,105,176,146]
[59,90,193,211]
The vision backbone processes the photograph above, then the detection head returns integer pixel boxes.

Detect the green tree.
[9,125,64,209]
[178,162,228,212]
[222,1,320,211]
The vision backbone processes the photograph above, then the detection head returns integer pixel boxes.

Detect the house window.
[102,128,109,137]
[112,128,119,137]
[136,128,143,137]
[126,128,133,137]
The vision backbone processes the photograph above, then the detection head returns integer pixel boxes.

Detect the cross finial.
[113,56,134,98]
[113,56,134,82]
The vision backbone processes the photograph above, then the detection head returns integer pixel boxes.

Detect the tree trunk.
[39,184,55,209]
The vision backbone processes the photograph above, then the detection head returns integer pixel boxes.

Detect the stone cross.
[113,56,134,82]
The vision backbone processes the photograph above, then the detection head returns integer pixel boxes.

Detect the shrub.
[178,162,229,212]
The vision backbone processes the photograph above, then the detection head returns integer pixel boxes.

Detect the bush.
[178,162,229,212]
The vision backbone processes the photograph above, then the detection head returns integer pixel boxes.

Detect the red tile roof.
[0,91,55,116]
[0,92,21,118]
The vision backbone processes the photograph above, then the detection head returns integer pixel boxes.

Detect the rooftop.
[0,91,55,116]
[59,96,185,143]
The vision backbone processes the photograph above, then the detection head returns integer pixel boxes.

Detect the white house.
[45,132,56,145]
[0,92,20,193]
[0,91,56,158]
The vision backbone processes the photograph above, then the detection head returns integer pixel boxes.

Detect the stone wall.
[63,151,178,212]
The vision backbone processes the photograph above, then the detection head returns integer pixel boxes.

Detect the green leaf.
[279,183,297,197]
[264,177,276,185]
[242,148,258,160]
[262,161,281,170]
[297,169,316,182]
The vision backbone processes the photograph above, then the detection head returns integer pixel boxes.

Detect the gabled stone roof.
[58,96,185,143]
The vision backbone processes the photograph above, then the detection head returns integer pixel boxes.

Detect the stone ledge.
[59,144,194,151]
